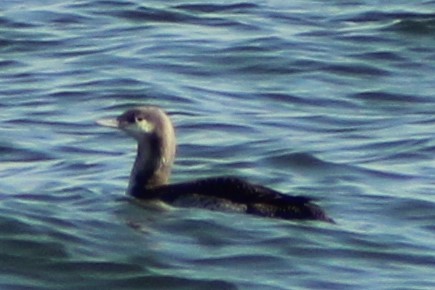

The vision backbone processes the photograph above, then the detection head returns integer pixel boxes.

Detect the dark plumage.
[97,106,333,223]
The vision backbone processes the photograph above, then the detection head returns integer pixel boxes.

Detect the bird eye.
[135,117,144,122]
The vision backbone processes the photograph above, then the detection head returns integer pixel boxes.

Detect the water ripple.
[2,0,435,289]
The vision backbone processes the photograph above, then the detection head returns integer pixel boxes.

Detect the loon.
[97,106,333,223]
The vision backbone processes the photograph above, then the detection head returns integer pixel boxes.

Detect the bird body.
[97,106,333,223]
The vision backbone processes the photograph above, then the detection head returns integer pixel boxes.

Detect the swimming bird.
[97,106,333,223]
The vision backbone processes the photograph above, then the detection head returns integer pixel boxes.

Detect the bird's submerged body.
[98,106,334,223]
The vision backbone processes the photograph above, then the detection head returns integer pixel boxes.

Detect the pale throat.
[125,117,176,197]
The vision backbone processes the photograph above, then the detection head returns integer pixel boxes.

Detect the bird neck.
[127,133,175,197]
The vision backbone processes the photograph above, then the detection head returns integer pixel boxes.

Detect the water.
[1,0,435,289]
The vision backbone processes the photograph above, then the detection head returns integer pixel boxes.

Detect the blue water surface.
[1,0,435,289]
